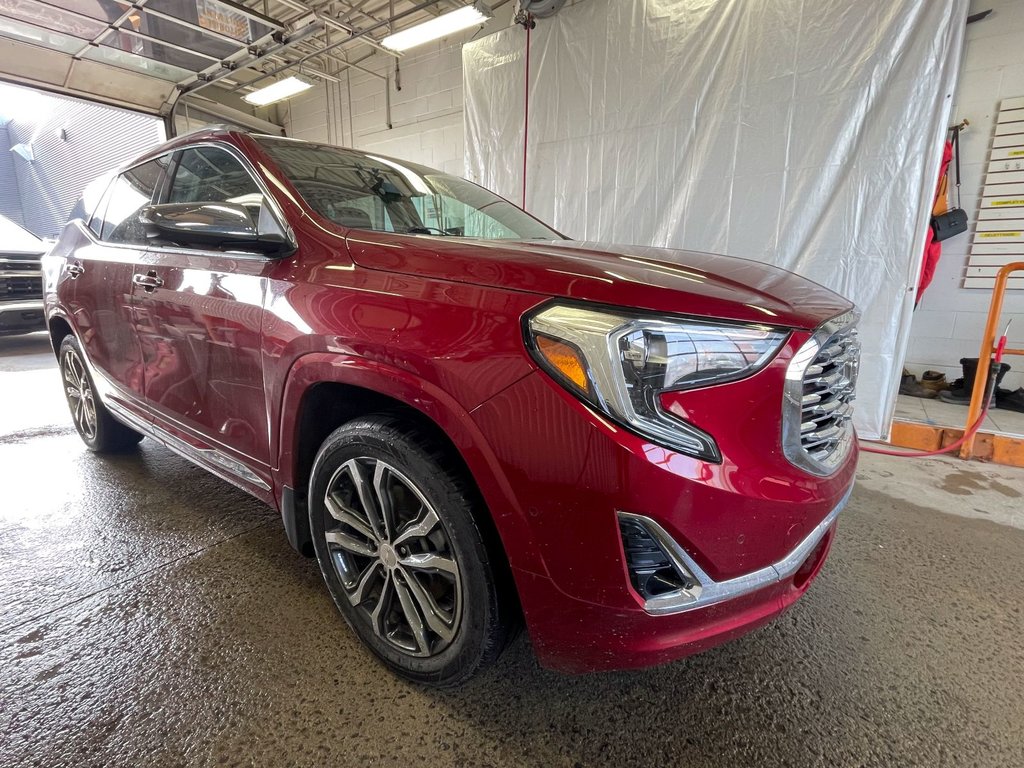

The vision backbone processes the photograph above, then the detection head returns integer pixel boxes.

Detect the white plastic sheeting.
[463,0,966,440]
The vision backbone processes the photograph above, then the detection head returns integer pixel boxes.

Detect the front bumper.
[0,300,45,336]
[512,521,838,673]
[471,330,856,672]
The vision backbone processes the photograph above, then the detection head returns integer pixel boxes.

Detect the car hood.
[345,236,853,330]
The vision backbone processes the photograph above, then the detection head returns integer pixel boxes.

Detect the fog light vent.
[618,516,698,600]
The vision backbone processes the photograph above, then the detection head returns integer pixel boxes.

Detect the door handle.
[67,262,84,279]
[132,271,164,292]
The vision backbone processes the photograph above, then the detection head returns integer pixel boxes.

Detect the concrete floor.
[2,333,1023,768]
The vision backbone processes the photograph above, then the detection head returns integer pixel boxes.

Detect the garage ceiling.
[0,0,489,121]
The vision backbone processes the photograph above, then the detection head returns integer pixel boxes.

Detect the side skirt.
[103,395,274,500]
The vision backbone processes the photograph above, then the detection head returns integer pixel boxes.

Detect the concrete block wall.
[282,2,592,170]
[283,6,517,176]
[906,0,1024,391]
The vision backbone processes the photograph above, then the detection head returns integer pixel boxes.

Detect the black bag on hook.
[931,125,968,242]
[932,207,968,241]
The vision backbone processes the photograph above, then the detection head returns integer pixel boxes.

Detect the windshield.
[258,138,560,241]
[0,215,43,252]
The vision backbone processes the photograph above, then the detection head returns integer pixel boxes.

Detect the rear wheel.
[59,335,143,452]
[309,414,511,687]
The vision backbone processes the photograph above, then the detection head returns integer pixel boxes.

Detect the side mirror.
[140,201,293,256]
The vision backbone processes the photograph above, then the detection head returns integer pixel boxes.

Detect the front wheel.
[59,335,143,452]
[308,414,512,687]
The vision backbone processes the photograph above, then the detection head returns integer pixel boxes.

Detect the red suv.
[42,129,859,686]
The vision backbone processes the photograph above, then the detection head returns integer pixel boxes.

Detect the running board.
[105,399,272,492]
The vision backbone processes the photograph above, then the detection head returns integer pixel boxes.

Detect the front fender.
[272,352,548,577]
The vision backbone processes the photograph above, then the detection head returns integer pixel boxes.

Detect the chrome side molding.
[104,392,272,492]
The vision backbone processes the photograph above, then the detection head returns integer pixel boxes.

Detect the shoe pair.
[938,359,1012,408]
[899,369,948,399]
[948,385,1024,412]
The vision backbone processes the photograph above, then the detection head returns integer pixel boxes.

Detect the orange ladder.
[960,261,1024,459]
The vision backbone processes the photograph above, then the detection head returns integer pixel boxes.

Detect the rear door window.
[99,156,170,245]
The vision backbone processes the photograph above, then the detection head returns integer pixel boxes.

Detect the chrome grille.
[2,275,43,299]
[783,310,860,475]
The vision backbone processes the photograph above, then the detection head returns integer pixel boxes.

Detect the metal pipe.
[346,67,355,145]
[241,0,439,87]
[272,58,344,82]
[288,40,387,80]
[274,0,401,57]
[176,20,322,92]
[333,0,392,26]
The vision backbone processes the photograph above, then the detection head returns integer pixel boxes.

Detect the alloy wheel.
[323,457,463,658]
[62,349,97,441]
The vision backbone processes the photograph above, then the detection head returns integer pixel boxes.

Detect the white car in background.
[0,215,47,336]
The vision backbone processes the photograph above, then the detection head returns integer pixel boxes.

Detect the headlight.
[525,303,789,462]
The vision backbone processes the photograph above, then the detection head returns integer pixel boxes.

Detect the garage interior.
[1,0,1023,765]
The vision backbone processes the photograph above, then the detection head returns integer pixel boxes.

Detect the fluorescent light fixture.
[381,3,491,52]
[243,75,314,106]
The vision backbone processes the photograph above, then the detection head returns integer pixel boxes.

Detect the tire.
[58,335,143,453]
[309,414,512,687]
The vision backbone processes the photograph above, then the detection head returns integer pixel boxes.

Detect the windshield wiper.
[404,226,459,236]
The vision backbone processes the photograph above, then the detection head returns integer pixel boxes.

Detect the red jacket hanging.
[917,140,954,301]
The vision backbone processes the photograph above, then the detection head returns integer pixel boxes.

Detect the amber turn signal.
[536,335,590,393]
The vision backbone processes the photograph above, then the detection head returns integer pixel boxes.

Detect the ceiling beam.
[241,0,440,89]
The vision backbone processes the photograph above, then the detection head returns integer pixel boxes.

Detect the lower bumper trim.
[619,484,852,615]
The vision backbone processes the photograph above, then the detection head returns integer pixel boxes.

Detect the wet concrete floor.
[1,333,1023,767]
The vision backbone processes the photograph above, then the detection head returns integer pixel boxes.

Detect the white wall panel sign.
[464,0,966,440]
[965,96,1024,291]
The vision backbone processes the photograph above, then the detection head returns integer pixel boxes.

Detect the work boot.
[899,370,931,398]
[939,357,1010,407]
[920,370,948,397]
[996,387,1024,413]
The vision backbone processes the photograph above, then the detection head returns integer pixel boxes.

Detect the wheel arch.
[47,314,74,358]
[274,353,546,583]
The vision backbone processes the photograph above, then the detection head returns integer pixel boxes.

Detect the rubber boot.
[940,358,1010,407]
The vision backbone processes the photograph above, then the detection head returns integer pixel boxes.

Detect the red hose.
[859,336,1006,457]
[858,403,990,457]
